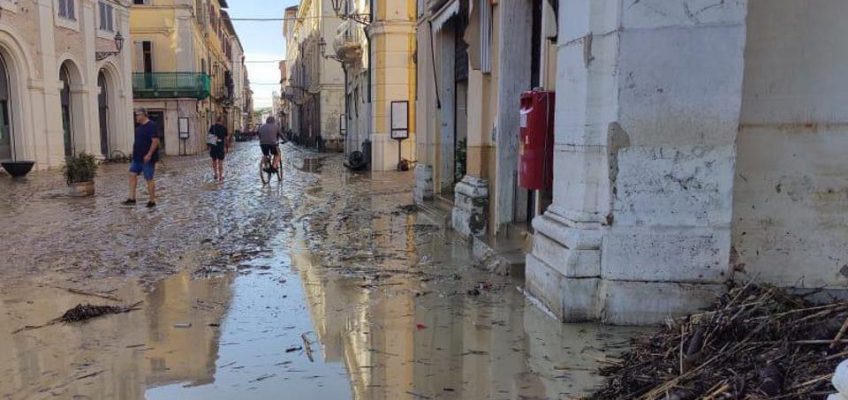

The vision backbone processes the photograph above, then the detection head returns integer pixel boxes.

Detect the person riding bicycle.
[258,117,285,172]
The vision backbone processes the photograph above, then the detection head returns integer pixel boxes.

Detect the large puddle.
[0,146,646,399]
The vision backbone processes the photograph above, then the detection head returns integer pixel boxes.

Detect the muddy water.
[0,145,645,399]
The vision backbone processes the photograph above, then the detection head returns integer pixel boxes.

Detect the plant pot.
[69,181,95,197]
[1,160,35,178]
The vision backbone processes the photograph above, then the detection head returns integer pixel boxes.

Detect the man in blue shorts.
[124,108,160,208]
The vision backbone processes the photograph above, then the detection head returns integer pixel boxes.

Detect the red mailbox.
[519,90,555,190]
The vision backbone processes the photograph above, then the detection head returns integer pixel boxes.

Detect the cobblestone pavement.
[0,143,644,400]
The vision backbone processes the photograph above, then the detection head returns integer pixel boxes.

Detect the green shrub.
[64,152,98,185]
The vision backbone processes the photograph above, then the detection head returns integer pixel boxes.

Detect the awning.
[430,0,459,33]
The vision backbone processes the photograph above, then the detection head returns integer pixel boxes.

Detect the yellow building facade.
[130,0,241,156]
[333,0,417,171]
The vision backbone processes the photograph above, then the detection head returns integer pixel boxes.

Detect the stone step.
[472,226,532,277]
[416,200,452,229]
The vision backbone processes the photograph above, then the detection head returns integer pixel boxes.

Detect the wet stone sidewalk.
[0,144,645,400]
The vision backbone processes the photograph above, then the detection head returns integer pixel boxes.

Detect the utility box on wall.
[518,90,555,190]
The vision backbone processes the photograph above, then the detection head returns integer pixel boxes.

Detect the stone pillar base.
[451,175,489,239]
[527,211,727,325]
[413,164,434,204]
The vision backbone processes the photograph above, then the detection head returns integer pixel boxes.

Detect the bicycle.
[259,144,283,185]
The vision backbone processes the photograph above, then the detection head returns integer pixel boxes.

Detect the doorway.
[60,64,73,157]
[98,71,110,157]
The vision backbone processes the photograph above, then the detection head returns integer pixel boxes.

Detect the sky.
[230,0,300,109]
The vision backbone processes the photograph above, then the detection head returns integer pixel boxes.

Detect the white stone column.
[36,0,63,167]
[493,0,532,230]
[82,0,100,156]
[527,0,749,324]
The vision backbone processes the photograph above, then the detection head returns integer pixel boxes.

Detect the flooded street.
[0,144,644,400]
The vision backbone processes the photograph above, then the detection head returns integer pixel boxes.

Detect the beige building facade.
[282,0,345,151]
[130,0,247,156]
[415,0,558,238]
[0,0,135,170]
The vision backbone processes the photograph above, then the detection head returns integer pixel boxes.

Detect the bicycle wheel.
[275,156,283,181]
[259,157,271,185]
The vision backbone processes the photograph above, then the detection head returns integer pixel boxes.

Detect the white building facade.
[0,0,134,169]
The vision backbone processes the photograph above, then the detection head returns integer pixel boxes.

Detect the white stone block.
[613,145,735,228]
[526,254,601,322]
[618,27,746,146]
[599,280,725,325]
[602,227,730,283]
[623,0,747,29]
[532,232,600,278]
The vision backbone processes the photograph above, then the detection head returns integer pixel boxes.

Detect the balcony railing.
[334,20,365,63]
[132,73,211,100]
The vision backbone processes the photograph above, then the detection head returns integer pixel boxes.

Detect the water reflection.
[0,273,234,400]
[0,146,644,400]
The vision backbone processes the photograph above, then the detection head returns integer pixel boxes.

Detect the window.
[58,0,75,20]
[133,0,149,5]
[99,2,114,32]
[479,0,492,73]
[142,41,153,73]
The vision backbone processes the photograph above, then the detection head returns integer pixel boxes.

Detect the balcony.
[132,73,211,100]
[333,20,365,64]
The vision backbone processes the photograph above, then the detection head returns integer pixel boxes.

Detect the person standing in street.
[124,108,160,208]
[208,116,229,182]
[258,116,285,172]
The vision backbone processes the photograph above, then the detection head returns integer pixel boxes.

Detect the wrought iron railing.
[132,73,211,100]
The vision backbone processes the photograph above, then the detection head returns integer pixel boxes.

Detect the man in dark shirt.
[208,117,229,182]
[124,108,160,208]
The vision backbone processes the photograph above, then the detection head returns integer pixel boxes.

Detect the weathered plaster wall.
[528,0,750,325]
[733,0,848,289]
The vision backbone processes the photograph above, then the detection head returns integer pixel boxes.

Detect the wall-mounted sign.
[178,117,190,139]
[390,101,409,140]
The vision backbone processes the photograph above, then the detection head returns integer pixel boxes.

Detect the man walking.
[208,116,228,182]
[124,108,159,208]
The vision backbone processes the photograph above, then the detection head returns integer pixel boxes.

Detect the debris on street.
[60,302,144,323]
[591,283,847,400]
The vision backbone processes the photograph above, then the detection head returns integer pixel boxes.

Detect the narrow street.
[0,144,642,400]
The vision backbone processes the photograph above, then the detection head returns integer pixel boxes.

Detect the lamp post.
[318,37,343,63]
[96,32,124,62]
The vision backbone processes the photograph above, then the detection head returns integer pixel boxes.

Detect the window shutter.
[107,5,114,31]
[480,0,492,73]
[58,0,66,18]
[134,41,144,71]
[68,0,75,20]
[99,3,105,29]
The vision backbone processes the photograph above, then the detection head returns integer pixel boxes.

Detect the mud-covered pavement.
[0,144,644,399]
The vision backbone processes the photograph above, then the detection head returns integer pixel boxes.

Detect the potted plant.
[64,152,98,197]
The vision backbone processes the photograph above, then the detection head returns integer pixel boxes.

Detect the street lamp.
[96,31,124,61]
[318,37,342,63]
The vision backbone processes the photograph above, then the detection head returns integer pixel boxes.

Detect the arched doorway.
[97,71,109,156]
[0,53,11,160]
[60,64,74,157]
